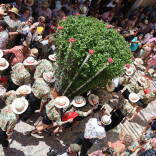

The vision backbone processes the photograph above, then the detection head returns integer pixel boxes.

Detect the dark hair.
[0,20,9,29]
[102,148,114,155]
[47,148,57,156]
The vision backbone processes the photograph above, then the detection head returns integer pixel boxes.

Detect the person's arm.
[9,32,20,36]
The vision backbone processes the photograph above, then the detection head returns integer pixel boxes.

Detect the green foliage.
[55,15,132,97]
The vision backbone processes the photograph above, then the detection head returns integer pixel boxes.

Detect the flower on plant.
[105,25,113,29]
[68,38,76,43]
[144,89,151,94]
[74,13,80,15]
[57,26,64,30]
[108,58,113,63]
[125,64,131,69]
[89,49,94,54]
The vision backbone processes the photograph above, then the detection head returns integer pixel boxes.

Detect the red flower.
[57,26,64,30]
[68,38,76,43]
[105,25,113,29]
[89,49,94,54]
[125,64,131,69]
[108,58,113,63]
[144,89,151,94]
[74,13,80,15]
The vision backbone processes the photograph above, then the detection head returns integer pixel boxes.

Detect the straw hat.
[54,96,70,108]
[0,58,9,71]
[12,97,29,114]
[48,54,56,62]
[129,93,140,103]
[134,58,144,66]
[8,7,20,16]
[106,82,115,92]
[124,64,135,76]
[101,115,112,125]
[23,57,38,66]
[43,72,55,83]
[137,76,150,87]
[24,0,34,7]
[71,96,86,108]
[0,50,3,58]
[16,85,31,95]
[30,48,38,58]
[88,94,99,105]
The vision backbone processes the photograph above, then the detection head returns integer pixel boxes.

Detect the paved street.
[0,85,155,156]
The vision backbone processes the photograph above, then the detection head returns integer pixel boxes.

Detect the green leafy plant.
[55,15,132,97]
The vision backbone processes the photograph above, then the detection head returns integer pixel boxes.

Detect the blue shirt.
[130,37,141,52]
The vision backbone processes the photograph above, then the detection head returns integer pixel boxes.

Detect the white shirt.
[0,30,9,49]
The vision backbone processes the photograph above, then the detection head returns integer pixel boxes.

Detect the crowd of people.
[0,0,156,156]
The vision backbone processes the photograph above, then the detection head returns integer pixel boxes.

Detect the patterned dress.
[32,78,51,105]
[0,105,18,135]
[11,63,31,86]
[34,59,53,79]
[46,100,62,125]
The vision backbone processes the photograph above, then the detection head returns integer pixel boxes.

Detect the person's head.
[48,36,55,45]
[0,20,8,31]
[22,41,29,51]
[21,7,30,18]
[138,34,144,40]
[138,135,147,145]
[144,19,149,25]
[41,1,49,9]
[102,147,114,156]
[26,17,34,26]
[67,144,81,154]
[38,16,45,25]
[8,7,20,20]
[122,134,133,147]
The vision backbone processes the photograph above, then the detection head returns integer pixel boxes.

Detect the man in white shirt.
[0,20,9,49]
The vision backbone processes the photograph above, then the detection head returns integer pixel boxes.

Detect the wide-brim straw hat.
[134,58,144,66]
[43,72,55,83]
[129,93,140,103]
[0,50,3,58]
[48,54,56,62]
[101,115,112,125]
[106,82,115,92]
[137,76,150,87]
[12,97,29,114]
[125,67,135,76]
[71,96,86,108]
[88,94,99,105]
[16,85,31,95]
[54,96,70,108]
[24,0,34,7]
[23,57,38,66]
[8,7,20,17]
[0,58,9,71]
